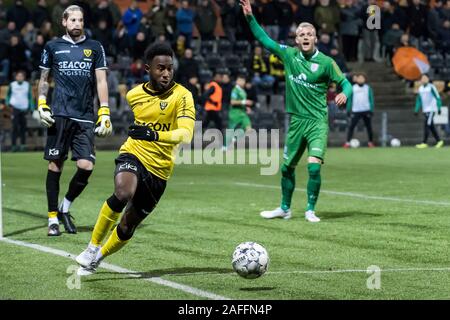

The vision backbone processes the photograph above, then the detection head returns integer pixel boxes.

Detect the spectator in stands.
[138,15,155,44]
[251,45,275,93]
[327,82,338,128]
[92,0,114,31]
[39,19,53,42]
[415,74,444,148]
[221,0,240,42]
[269,53,284,94]
[21,21,37,51]
[177,48,199,85]
[31,33,45,76]
[122,0,143,46]
[0,0,6,23]
[132,31,149,61]
[166,0,179,40]
[437,19,450,55]
[382,23,403,63]
[32,0,51,29]
[344,73,375,148]
[185,75,202,118]
[428,0,444,42]
[176,0,195,48]
[148,0,171,38]
[127,58,148,88]
[317,32,333,56]
[276,0,294,42]
[73,0,92,32]
[52,0,69,37]
[0,21,19,44]
[173,34,187,58]
[330,48,349,75]
[439,0,450,21]
[314,0,340,36]
[106,69,120,111]
[113,20,131,56]
[6,0,30,32]
[7,34,29,80]
[92,19,115,58]
[294,0,316,25]
[195,0,217,41]
[407,0,429,47]
[202,72,224,131]
[6,70,34,152]
[260,0,280,40]
[340,0,362,62]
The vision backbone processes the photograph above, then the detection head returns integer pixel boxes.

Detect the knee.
[281,164,295,178]
[307,162,321,177]
[118,220,136,240]
[77,160,94,171]
[114,185,134,203]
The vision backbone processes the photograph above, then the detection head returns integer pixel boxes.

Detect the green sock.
[281,165,295,211]
[306,163,321,211]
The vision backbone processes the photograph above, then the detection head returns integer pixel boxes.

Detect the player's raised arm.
[94,68,113,137]
[240,0,283,57]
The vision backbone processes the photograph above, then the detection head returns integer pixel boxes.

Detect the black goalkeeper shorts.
[44,117,96,163]
[114,153,167,217]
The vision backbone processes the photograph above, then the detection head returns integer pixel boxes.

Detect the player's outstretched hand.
[334,93,347,107]
[95,106,113,137]
[37,99,55,128]
[128,124,159,142]
[240,0,252,15]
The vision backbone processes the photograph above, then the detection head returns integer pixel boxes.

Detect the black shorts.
[44,117,96,163]
[114,153,167,217]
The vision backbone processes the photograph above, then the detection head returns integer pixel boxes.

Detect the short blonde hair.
[62,5,83,20]
[296,22,317,36]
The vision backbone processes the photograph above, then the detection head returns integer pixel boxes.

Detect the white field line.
[0,237,230,300]
[235,182,450,207]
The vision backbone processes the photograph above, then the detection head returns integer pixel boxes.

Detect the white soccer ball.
[390,138,401,147]
[232,242,269,279]
[350,138,360,148]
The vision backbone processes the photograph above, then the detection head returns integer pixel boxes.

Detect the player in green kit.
[240,0,352,222]
[223,74,253,150]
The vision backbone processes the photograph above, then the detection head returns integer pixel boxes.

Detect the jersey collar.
[299,49,319,60]
[62,34,86,44]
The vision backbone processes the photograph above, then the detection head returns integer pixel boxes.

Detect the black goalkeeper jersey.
[39,35,107,122]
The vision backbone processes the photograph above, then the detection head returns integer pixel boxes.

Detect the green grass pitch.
[0,148,449,299]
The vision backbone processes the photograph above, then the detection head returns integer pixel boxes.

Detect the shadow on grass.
[239,287,276,292]
[319,211,381,220]
[85,267,233,283]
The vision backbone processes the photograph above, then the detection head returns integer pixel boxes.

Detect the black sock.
[46,170,62,212]
[65,167,92,202]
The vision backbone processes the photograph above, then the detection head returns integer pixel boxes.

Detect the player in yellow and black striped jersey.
[75,43,195,274]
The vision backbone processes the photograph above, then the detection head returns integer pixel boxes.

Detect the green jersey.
[231,85,247,110]
[247,15,352,122]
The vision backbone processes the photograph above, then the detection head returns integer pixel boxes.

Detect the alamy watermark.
[66,265,81,290]
[366,5,381,30]
[366,265,381,290]
[174,125,281,176]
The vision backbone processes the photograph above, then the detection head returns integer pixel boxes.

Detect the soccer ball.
[232,242,269,279]
[350,138,360,148]
[390,138,401,147]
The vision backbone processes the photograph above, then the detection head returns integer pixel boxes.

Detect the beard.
[67,28,82,38]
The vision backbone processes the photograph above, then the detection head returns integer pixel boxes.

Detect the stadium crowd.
[0,0,449,150]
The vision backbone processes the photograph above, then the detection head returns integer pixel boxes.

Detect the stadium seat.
[218,39,233,55]
[429,54,444,69]
[205,54,224,70]
[237,67,249,78]
[437,68,450,81]
[198,69,213,84]
[419,40,435,55]
[118,56,132,70]
[224,54,242,74]
[445,55,450,67]
[200,40,215,55]
[234,41,251,55]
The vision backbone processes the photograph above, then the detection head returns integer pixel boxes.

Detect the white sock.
[48,217,59,226]
[61,197,72,213]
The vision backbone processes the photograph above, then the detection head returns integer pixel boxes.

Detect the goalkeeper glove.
[128,124,159,141]
[37,98,55,128]
[94,106,113,137]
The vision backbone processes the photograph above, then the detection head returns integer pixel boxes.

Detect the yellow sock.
[90,201,121,246]
[48,211,58,219]
[101,226,130,258]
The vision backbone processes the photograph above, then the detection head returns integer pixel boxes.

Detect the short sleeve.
[94,41,107,70]
[39,43,52,69]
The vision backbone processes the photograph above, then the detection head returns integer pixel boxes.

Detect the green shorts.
[283,116,328,167]
[228,108,251,130]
